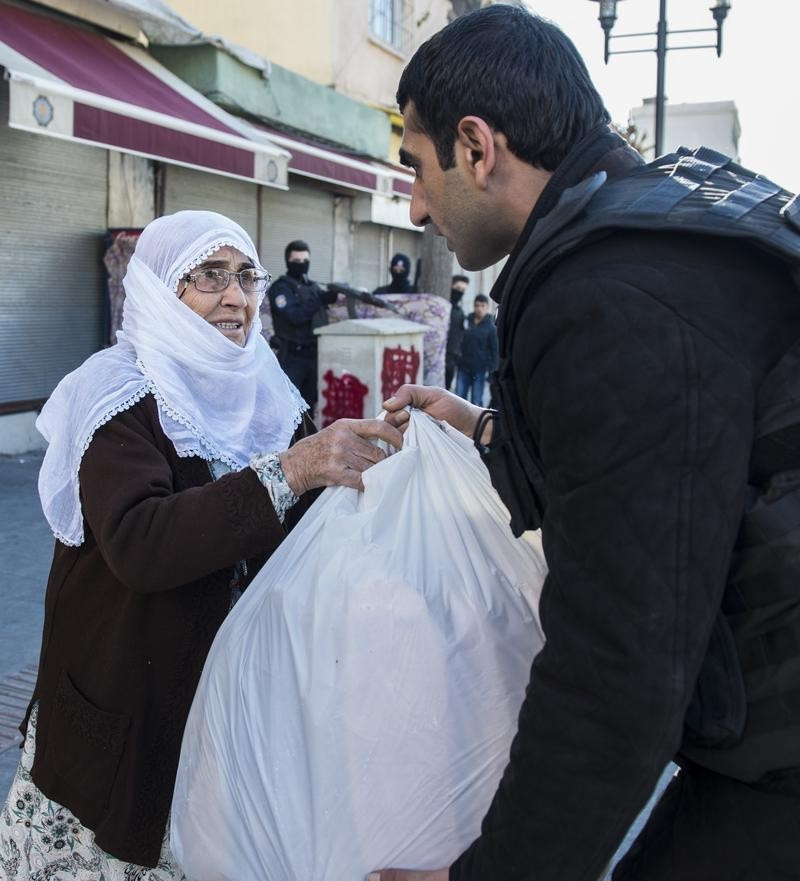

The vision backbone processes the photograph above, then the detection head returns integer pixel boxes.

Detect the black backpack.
[481,146,800,765]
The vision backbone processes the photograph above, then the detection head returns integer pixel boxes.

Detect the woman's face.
[178,245,259,347]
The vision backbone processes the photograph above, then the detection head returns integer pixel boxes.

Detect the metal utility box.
[315,318,425,426]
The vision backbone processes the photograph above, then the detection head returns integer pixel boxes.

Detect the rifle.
[320,282,402,319]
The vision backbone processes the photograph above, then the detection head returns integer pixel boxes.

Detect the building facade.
[0,0,455,448]
[629,98,741,160]
[162,0,449,113]
[0,0,301,448]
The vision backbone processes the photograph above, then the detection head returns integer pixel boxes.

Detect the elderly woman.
[0,211,400,880]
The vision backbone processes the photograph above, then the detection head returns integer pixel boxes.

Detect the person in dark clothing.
[445,274,469,390]
[455,293,497,404]
[374,6,800,881]
[268,239,338,409]
[373,251,417,294]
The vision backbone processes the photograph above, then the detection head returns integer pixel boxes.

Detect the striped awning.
[0,0,289,187]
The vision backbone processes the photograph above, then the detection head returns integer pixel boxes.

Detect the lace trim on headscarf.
[53,381,154,546]
[169,238,248,292]
[51,380,306,547]
[135,358,306,469]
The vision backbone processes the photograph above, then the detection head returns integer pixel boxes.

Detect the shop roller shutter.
[162,164,259,245]
[351,221,386,291]
[259,179,335,282]
[0,84,107,407]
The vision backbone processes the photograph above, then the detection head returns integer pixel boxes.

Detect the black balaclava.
[286,259,310,280]
[388,252,412,291]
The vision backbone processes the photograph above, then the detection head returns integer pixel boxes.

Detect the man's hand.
[383,384,490,443]
[279,418,403,495]
[367,868,449,881]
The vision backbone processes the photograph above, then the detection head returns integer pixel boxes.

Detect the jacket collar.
[491,125,644,304]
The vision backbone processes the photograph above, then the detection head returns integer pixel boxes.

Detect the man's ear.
[456,116,497,188]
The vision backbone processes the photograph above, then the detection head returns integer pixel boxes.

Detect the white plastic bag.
[171,410,547,881]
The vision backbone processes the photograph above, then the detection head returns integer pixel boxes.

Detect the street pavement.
[0,448,671,873]
[0,449,50,796]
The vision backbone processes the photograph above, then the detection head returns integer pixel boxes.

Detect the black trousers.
[279,348,318,410]
[613,763,800,881]
[445,355,457,391]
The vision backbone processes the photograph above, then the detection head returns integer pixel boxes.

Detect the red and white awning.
[0,0,289,187]
[249,123,414,201]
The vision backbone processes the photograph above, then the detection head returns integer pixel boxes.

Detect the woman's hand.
[383,385,489,442]
[279,418,403,495]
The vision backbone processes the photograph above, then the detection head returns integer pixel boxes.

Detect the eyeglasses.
[183,267,272,294]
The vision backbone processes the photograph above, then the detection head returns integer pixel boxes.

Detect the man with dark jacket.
[376,6,800,881]
[445,274,469,390]
[268,239,337,408]
[373,252,417,294]
[455,293,497,404]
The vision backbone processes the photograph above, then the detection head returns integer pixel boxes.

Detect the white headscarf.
[37,210,308,546]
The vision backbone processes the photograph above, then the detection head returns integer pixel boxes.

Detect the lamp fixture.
[586,0,732,153]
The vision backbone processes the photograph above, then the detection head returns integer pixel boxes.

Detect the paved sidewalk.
[0,450,51,795]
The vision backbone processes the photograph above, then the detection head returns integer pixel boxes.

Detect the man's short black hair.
[285,240,310,261]
[474,293,489,304]
[452,274,469,285]
[397,4,610,172]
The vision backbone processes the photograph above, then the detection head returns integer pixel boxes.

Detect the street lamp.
[710,0,731,56]
[587,0,732,156]
[591,0,626,63]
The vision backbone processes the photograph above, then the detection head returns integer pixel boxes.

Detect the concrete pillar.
[107,151,156,228]
[333,194,354,282]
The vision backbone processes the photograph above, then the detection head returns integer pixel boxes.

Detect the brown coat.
[24,393,317,867]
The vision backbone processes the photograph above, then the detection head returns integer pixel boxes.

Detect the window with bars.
[369,0,409,53]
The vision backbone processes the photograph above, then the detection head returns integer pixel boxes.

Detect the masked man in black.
[268,239,337,409]
[373,252,417,294]
[445,274,469,390]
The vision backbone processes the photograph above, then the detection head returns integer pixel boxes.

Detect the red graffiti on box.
[381,345,420,401]
[321,370,369,427]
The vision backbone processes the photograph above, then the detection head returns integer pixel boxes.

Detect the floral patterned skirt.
[0,705,185,880]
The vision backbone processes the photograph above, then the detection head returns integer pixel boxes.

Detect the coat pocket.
[46,669,131,808]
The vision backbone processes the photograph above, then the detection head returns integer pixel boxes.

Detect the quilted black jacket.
[451,128,800,881]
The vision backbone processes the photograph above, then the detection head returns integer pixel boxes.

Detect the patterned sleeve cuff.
[249,452,299,524]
